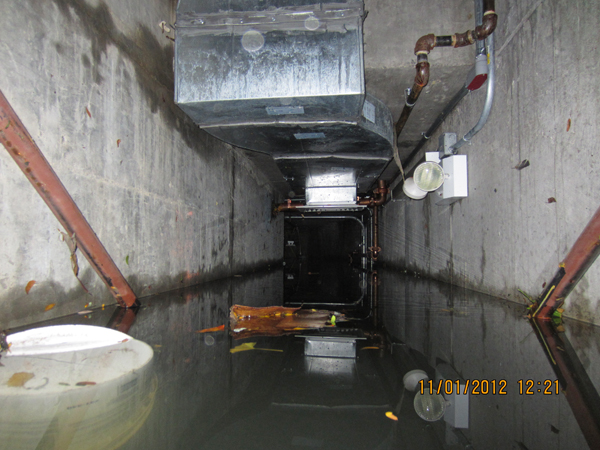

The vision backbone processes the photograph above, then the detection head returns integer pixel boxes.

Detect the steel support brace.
[531,319,600,448]
[534,205,600,319]
[0,90,138,308]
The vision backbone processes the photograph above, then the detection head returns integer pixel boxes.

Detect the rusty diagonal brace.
[0,90,138,308]
[532,205,600,320]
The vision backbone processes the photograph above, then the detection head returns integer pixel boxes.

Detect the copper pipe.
[0,90,138,308]
[369,205,381,261]
[395,0,497,140]
[372,270,379,327]
[533,205,600,319]
[274,200,304,214]
[358,180,389,207]
[394,59,430,139]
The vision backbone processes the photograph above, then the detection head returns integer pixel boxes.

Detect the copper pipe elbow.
[414,33,436,55]
[474,12,498,40]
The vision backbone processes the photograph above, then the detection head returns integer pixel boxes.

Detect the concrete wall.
[0,0,282,330]
[381,0,600,325]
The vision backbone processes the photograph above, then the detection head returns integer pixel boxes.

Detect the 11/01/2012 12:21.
[418,379,560,395]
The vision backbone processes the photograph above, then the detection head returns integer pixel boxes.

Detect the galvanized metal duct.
[174,0,394,205]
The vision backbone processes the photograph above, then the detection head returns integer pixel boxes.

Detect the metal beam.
[533,205,600,319]
[0,90,138,308]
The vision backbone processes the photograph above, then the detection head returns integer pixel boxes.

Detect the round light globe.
[414,161,445,191]
[413,390,446,422]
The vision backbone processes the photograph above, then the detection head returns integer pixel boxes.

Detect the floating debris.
[230,342,283,354]
[196,324,225,333]
[229,305,344,339]
[25,280,36,294]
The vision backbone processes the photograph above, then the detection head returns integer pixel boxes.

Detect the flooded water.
[2,269,599,449]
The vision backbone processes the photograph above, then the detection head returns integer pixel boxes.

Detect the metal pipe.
[395,0,497,141]
[274,200,304,214]
[474,0,486,55]
[450,32,496,152]
[0,90,138,308]
[370,205,381,260]
[358,179,388,207]
[533,205,600,319]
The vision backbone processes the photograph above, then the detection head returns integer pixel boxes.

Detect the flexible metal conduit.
[394,0,497,141]
[451,32,495,152]
[0,90,138,308]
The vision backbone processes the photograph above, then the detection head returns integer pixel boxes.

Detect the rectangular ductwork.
[175,0,394,203]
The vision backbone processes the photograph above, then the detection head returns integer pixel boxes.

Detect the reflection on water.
[3,269,600,449]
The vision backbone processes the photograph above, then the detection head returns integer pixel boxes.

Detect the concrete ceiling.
[364,0,477,162]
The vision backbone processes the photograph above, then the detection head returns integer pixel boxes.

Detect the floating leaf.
[196,324,225,333]
[45,303,56,311]
[231,342,256,353]
[25,280,36,294]
[85,107,91,118]
[75,381,96,386]
[230,342,283,354]
[116,139,121,147]
[547,197,557,204]
[125,255,129,266]
[566,119,571,132]
[385,411,398,421]
[7,372,34,387]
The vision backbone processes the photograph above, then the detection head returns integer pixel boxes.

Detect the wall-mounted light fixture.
[402,133,468,205]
